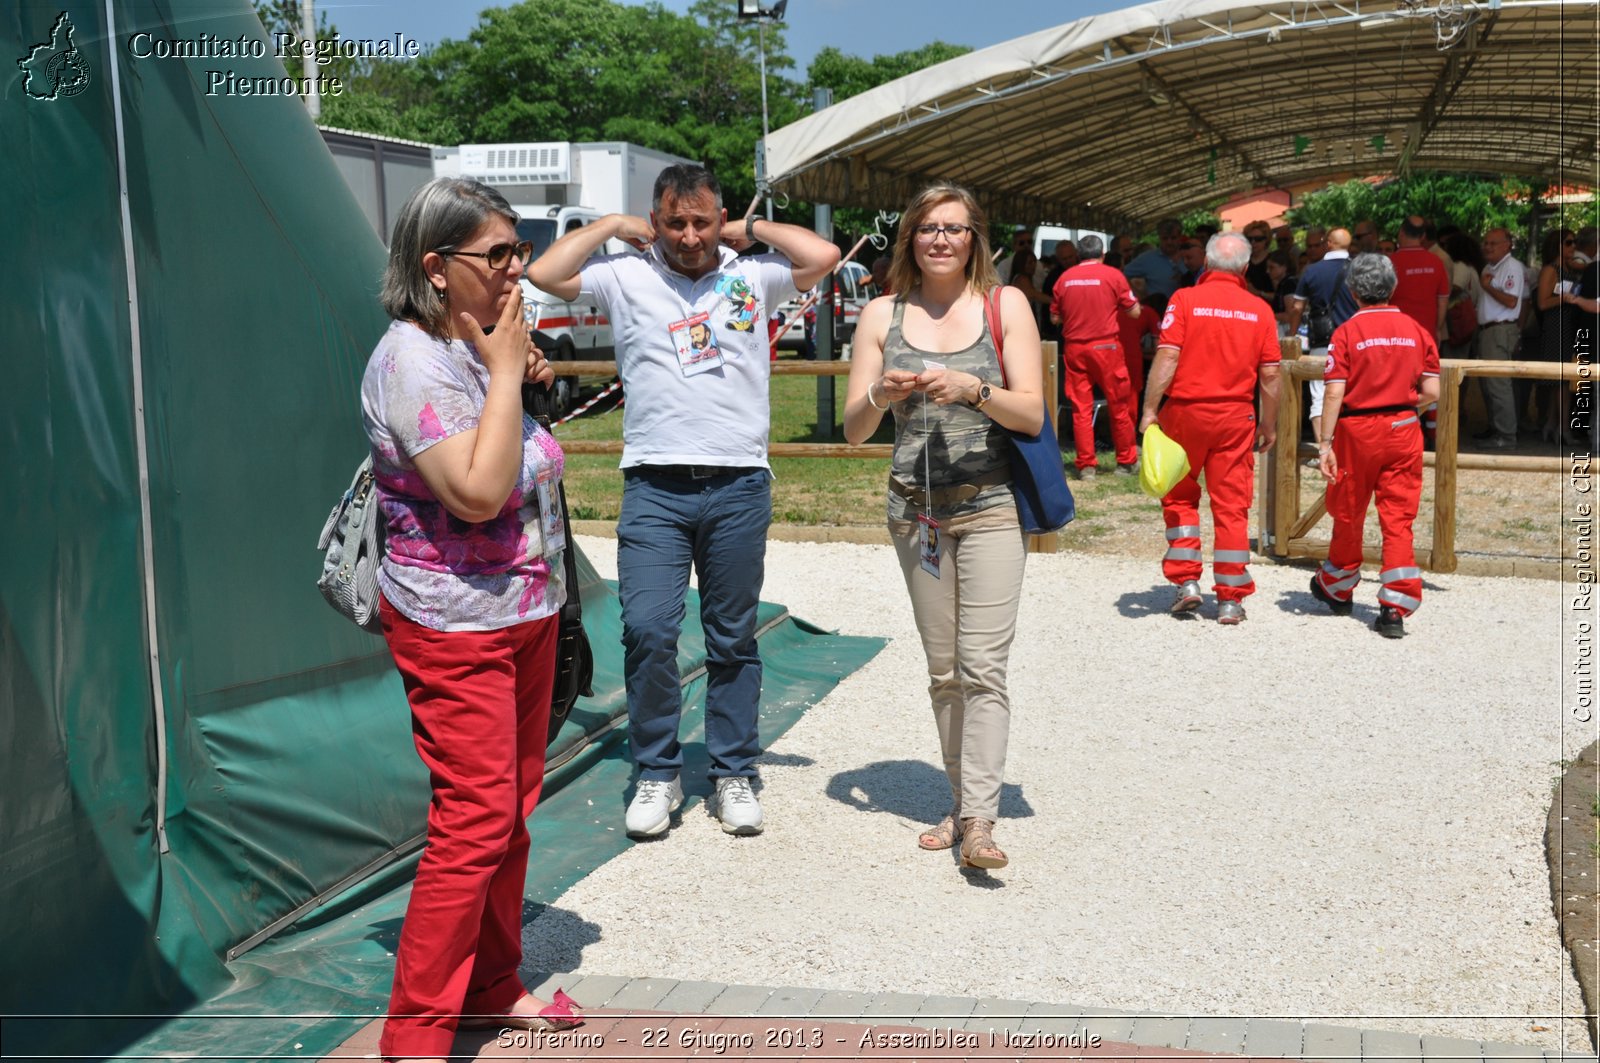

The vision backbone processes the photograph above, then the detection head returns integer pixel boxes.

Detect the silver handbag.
[316,455,385,634]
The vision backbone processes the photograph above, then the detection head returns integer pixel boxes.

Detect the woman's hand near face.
[456,286,532,380]
[412,288,531,524]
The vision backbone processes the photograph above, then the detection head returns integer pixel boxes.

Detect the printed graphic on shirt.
[715,274,760,332]
[669,311,725,376]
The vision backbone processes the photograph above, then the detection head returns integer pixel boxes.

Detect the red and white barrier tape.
[552,378,623,427]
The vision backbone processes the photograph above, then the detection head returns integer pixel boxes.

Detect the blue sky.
[321,0,1129,74]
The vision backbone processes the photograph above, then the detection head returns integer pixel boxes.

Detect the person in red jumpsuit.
[1050,234,1142,478]
[1139,232,1282,624]
[1311,253,1441,639]
[1117,293,1161,441]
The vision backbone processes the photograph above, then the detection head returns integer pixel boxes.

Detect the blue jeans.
[617,466,771,781]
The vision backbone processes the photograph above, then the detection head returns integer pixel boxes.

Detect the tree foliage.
[1287,172,1536,237]
[807,41,970,102]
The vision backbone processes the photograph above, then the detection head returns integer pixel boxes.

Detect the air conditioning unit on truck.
[433,140,696,415]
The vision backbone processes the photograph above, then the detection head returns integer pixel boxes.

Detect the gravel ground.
[532,534,1587,1050]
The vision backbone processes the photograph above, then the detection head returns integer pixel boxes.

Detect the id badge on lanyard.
[669,310,724,376]
[916,358,947,580]
[534,469,567,558]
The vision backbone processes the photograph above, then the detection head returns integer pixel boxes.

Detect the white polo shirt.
[1478,254,1524,325]
[580,244,798,469]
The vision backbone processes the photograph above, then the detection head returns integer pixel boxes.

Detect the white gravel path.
[535,534,1590,1051]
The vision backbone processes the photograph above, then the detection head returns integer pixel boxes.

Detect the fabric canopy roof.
[765,0,1597,230]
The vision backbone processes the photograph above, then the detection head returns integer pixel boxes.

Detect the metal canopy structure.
[764,0,1598,231]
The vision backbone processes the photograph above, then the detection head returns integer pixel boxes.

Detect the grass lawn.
[551,370,1144,528]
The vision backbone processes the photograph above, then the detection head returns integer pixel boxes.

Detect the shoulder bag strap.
[982,286,1009,388]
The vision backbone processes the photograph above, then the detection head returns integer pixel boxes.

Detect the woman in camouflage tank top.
[844,183,1047,873]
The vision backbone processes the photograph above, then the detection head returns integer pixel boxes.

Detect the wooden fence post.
[1271,358,1304,558]
[1431,364,1463,573]
[1030,341,1061,554]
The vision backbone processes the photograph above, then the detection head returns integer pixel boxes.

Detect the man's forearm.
[751,217,840,291]
[527,215,628,296]
[1143,347,1179,417]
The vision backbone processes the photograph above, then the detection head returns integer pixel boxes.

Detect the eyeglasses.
[1564,237,1577,246]
[913,224,974,243]
[1248,235,1269,243]
[438,240,534,270]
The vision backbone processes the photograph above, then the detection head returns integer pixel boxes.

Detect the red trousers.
[377,596,558,1060]
[1063,338,1138,469]
[1314,413,1425,616]
[1122,341,1145,440]
[1158,398,1258,601]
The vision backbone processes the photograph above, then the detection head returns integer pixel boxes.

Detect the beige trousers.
[890,501,1028,822]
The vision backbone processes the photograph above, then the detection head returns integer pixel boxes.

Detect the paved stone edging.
[519,974,1587,1063]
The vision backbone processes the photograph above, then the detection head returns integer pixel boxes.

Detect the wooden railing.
[554,347,1065,552]
[560,345,1583,568]
[1264,346,1584,573]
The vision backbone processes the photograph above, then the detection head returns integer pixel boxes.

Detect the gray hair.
[1206,232,1251,274]
[1077,234,1105,259]
[382,178,517,339]
[652,163,722,213]
[1347,252,1397,304]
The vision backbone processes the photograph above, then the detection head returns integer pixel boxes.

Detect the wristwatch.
[745,215,758,243]
[972,383,994,411]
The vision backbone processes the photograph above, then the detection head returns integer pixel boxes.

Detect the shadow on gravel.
[1113,585,1189,618]
[824,759,1035,822]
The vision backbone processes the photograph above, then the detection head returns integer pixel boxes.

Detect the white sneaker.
[625,776,682,838]
[713,777,764,835]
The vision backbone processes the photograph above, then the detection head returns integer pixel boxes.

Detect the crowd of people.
[1026,214,1600,462]
[352,166,1597,1061]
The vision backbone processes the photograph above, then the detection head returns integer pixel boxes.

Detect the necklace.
[918,290,967,329]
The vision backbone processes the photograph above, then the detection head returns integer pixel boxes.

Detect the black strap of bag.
[525,382,595,741]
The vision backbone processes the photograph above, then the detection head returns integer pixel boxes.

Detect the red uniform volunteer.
[1052,261,1138,471]
[1314,306,1440,619]
[1153,271,1280,606]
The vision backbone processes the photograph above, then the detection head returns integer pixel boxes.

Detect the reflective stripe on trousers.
[1326,414,1424,616]
[1157,398,1258,602]
[1316,559,1360,598]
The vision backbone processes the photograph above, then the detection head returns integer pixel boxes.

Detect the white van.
[1036,224,1111,262]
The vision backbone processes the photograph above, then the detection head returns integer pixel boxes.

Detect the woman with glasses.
[843,183,1045,873]
[361,177,581,1062]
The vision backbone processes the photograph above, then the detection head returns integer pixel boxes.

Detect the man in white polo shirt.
[1473,227,1524,449]
[528,164,839,838]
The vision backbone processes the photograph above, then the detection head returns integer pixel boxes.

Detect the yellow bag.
[1140,424,1191,498]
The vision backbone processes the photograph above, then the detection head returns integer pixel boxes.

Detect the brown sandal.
[959,818,1008,869]
[917,814,961,851]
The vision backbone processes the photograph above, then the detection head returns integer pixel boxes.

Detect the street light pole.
[735,0,787,222]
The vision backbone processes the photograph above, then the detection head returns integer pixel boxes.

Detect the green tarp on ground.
[1,3,884,1058]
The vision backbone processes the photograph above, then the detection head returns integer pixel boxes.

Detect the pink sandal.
[459,989,583,1032]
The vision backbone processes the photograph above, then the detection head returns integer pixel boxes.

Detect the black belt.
[889,466,1011,507]
[1480,320,1518,329]
[1341,404,1415,418]
[632,464,760,480]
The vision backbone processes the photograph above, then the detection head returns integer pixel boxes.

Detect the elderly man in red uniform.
[1051,233,1142,479]
[1311,254,1441,639]
[1139,232,1282,624]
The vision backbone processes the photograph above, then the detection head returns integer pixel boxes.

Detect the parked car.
[778,260,873,358]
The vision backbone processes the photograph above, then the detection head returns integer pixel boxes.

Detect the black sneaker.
[1374,605,1405,639]
[1309,575,1353,616]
